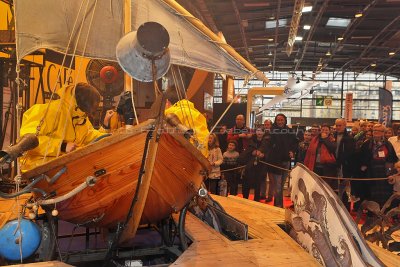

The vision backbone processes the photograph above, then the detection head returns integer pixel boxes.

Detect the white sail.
[14,0,251,78]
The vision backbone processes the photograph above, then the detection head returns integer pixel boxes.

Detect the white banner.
[344,92,353,122]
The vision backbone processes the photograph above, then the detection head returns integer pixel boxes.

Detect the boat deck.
[8,261,72,267]
[173,195,400,267]
[173,195,319,266]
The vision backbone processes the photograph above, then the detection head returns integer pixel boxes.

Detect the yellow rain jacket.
[19,85,105,171]
[165,100,209,157]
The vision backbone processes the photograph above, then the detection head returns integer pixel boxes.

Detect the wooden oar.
[119,83,166,243]
[118,129,160,243]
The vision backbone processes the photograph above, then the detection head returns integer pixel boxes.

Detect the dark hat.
[227,139,238,147]
[75,83,101,115]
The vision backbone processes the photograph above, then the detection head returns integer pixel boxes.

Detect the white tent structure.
[14,0,269,82]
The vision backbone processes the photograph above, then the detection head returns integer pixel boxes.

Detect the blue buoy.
[0,219,41,261]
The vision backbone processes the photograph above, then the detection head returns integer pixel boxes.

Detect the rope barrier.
[220,165,245,172]
[219,160,390,181]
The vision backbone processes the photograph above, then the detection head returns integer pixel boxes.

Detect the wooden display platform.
[7,261,72,267]
[172,195,319,266]
[368,242,400,267]
[173,195,399,266]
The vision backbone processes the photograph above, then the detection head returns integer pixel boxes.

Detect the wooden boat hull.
[22,120,210,228]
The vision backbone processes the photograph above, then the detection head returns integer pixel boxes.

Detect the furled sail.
[14,0,252,78]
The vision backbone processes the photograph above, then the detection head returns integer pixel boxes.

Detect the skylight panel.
[326,17,351,27]
[265,18,287,29]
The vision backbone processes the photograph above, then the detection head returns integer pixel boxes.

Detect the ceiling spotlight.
[295,36,303,41]
[337,37,344,41]
[303,25,311,30]
[370,63,376,67]
[325,50,332,56]
[268,38,274,42]
[318,63,323,67]
[355,11,363,18]
[302,6,312,13]
[389,51,395,56]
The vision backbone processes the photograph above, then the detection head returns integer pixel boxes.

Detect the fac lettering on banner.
[344,93,353,122]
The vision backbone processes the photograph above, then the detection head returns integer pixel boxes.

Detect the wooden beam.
[162,0,269,83]
[246,87,285,127]
[186,69,209,100]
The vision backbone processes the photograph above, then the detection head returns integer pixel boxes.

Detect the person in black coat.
[265,114,298,207]
[359,124,398,207]
[239,126,267,202]
[216,124,228,154]
[334,118,356,209]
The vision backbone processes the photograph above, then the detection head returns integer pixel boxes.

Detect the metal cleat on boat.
[198,187,208,197]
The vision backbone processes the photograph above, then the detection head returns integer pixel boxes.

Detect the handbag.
[320,144,336,164]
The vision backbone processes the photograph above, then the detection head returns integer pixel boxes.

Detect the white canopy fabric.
[15,0,251,78]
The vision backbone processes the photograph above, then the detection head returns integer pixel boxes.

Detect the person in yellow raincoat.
[19,82,112,171]
[165,99,209,157]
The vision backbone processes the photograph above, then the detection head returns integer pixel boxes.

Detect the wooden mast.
[118,0,155,243]
[162,0,270,84]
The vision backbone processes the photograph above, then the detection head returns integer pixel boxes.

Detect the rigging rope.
[34,0,88,136]
[129,86,139,125]
[18,0,95,169]
[171,68,192,129]
[176,67,196,130]
[205,83,247,145]
[55,0,100,159]
[220,160,391,181]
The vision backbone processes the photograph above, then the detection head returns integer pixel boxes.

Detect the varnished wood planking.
[19,119,210,231]
[173,196,320,267]
[173,214,256,266]
[33,132,146,227]
[215,195,285,221]
[369,243,400,267]
[22,120,155,179]
[0,194,36,228]
[212,195,400,267]
[231,239,318,266]
[141,133,207,224]
[7,261,72,267]
[120,126,160,243]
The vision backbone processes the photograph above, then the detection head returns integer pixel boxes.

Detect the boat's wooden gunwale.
[17,116,211,229]
[164,124,211,171]
[21,120,155,180]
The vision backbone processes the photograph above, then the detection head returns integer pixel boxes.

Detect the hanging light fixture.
[370,63,376,67]
[355,10,363,18]
[268,51,272,56]
[389,51,395,56]
[337,37,344,41]
[325,42,332,56]
[268,62,272,67]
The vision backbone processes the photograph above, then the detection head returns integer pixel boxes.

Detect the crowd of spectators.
[205,113,400,212]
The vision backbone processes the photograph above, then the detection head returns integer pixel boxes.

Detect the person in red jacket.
[227,114,252,153]
[304,124,337,191]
